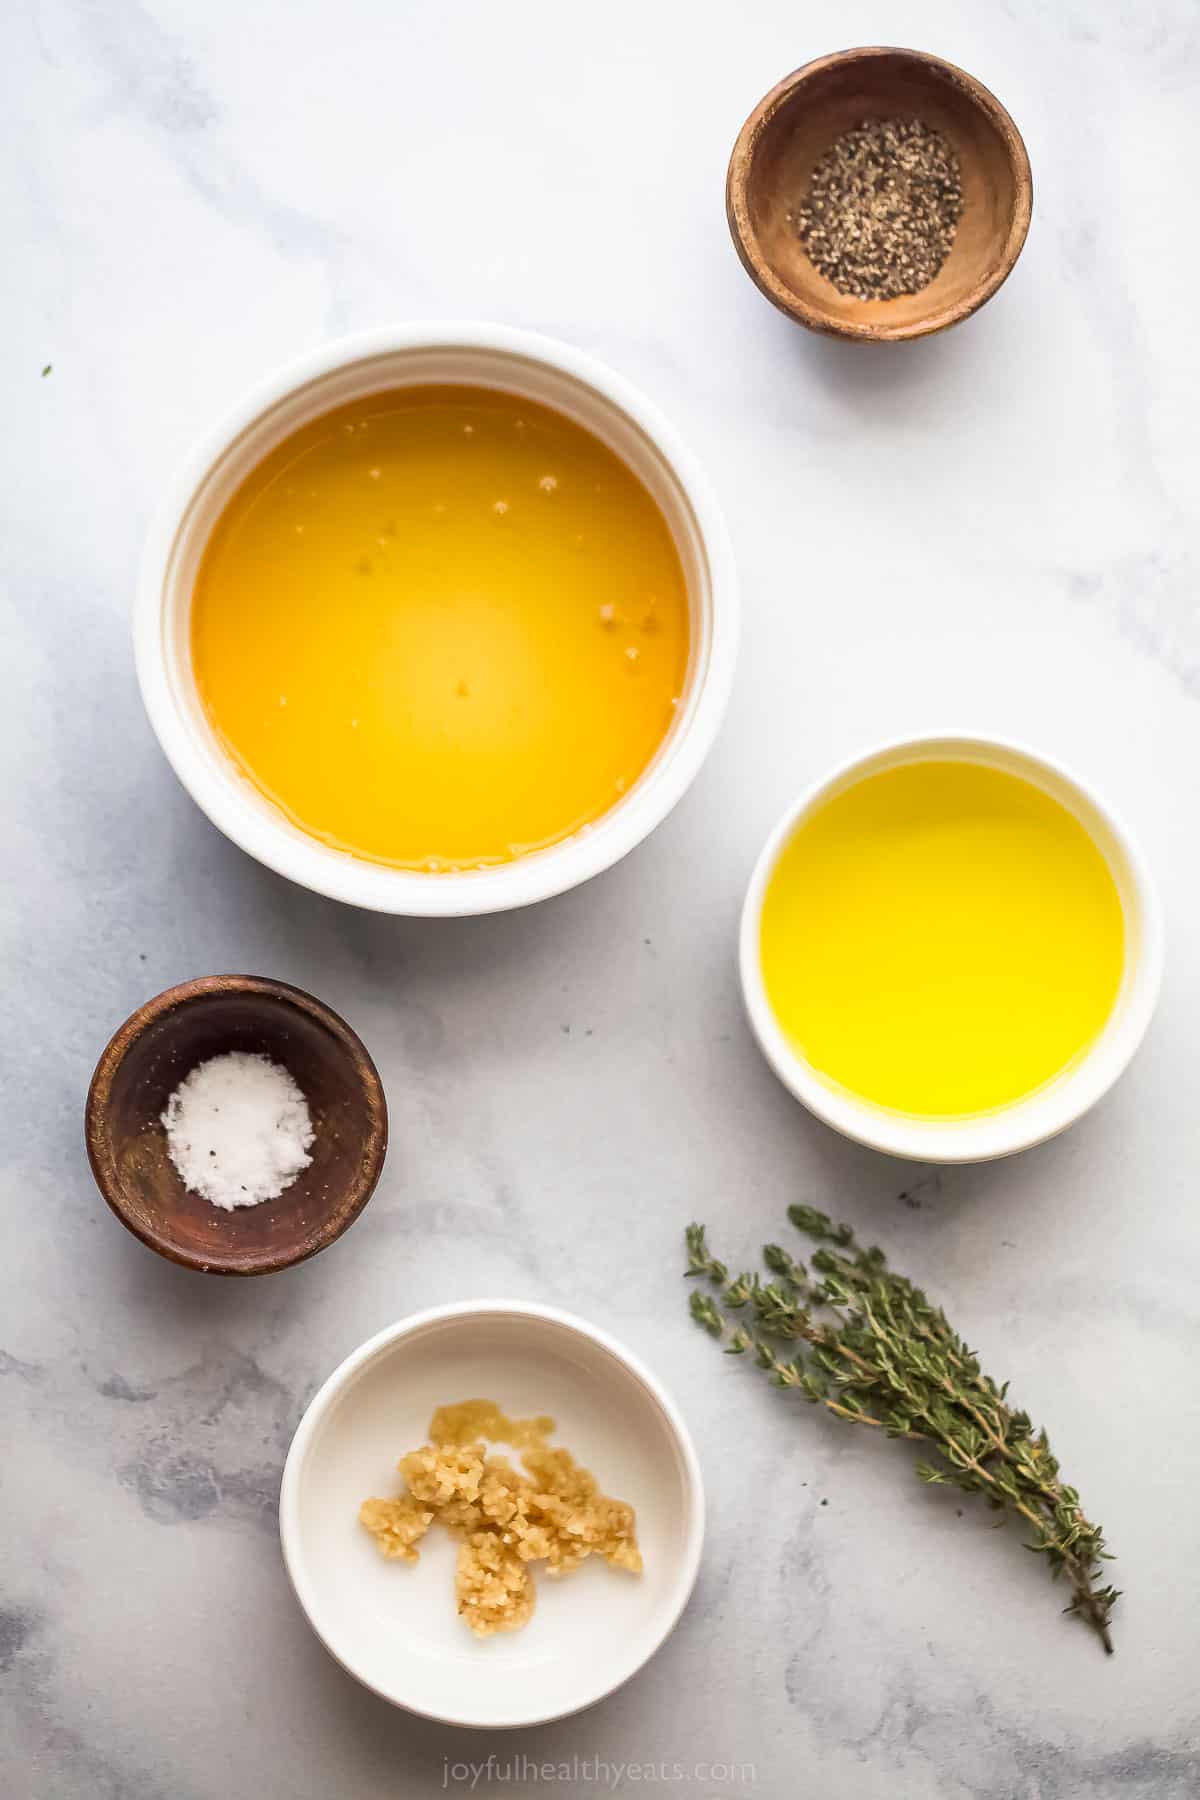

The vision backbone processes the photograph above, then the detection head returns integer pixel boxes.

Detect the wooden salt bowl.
[85,975,387,1275]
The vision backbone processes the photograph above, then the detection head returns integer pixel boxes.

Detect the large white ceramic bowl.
[136,323,737,915]
[279,1301,705,1728]
[740,733,1164,1163]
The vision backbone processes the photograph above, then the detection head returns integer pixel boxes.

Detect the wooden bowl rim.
[726,45,1034,343]
[84,974,388,1276]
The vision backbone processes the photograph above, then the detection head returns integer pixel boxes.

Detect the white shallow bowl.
[136,322,738,916]
[279,1302,705,1728]
[740,733,1164,1163]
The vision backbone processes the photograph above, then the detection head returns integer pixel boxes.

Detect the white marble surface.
[4,2,1200,1796]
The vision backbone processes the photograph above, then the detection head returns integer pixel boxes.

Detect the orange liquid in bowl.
[191,387,690,870]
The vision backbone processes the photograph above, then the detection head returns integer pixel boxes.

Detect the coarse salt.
[162,1051,314,1211]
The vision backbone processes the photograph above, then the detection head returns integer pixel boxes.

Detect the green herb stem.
[685,1213,1117,1654]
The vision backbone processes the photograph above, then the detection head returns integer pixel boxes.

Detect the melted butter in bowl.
[137,325,738,916]
[191,386,689,871]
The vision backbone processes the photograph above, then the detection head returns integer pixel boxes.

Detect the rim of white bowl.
[739,732,1165,1164]
[135,322,738,916]
[278,1299,706,1728]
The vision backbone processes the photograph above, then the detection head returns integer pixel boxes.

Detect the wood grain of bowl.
[85,975,387,1276]
[726,47,1032,342]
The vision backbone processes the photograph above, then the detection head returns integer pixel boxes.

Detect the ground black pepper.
[793,117,963,301]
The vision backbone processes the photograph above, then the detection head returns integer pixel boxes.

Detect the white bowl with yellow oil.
[740,735,1163,1163]
[136,324,737,915]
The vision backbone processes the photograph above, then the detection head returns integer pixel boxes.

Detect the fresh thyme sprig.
[685,1208,1118,1654]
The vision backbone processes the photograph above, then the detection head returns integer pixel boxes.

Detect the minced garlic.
[358,1400,642,1637]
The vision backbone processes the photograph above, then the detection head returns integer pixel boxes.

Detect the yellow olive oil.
[759,760,1125,1117]
[191,387,689,870]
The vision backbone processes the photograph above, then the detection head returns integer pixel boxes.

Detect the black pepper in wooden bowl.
[727,47,1032,341]
[794,117,963,301]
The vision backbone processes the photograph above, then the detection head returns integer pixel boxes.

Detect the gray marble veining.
[4,2,1200,1795]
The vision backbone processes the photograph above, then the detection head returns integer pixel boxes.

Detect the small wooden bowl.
[85,976,388,1276]
[727,47,1032,342]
